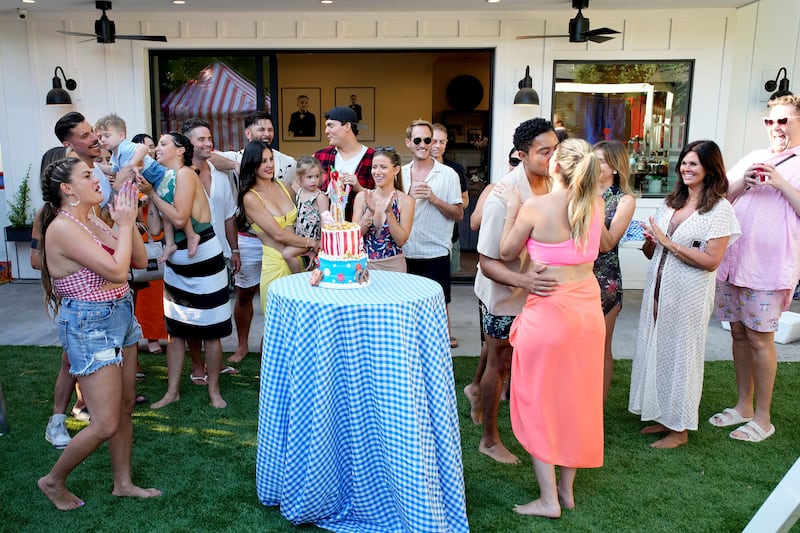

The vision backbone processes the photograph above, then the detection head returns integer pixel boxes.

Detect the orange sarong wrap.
[509,276,605,468]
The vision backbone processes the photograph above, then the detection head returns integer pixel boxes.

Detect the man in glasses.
[402,119,464,342]
[472,118,559,464]
[315,106,375,221]
[710,95,800,443]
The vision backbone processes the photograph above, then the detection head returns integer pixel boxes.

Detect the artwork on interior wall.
[282,87,321,141]
[467,129,483,144]
[335,87,375,142]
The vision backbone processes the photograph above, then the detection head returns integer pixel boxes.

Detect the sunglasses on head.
[509,157,521,167]
[374,146,395,152]
[763,116,798,127]
[412,137,432,145]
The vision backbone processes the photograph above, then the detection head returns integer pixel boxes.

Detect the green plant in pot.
[646,174,663,194]
[5,165,35,242]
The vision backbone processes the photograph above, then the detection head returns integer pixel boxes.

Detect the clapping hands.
[109,178,139,226]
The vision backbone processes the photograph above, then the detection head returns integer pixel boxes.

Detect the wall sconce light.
[46,66,77,105]
[514,66,540,106]
[765,67,792,101]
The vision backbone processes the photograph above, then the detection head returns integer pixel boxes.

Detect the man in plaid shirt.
[315,106,375,221]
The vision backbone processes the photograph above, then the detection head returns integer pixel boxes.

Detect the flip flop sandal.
[189,374,208,385]
[708,407,752,428]
[729,421,776,442]
[220,366,240,375]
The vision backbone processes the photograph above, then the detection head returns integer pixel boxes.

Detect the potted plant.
[5,165,34,242]
[646,174,663,194]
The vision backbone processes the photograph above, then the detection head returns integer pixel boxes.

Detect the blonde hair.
[769,95,800,113]
[556,138,600,248]
[94,113,127,134]
[295,155,323,187]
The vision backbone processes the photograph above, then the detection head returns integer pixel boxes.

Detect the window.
[149,51,274,151]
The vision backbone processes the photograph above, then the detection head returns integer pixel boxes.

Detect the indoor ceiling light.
[321,0,333,4]
[765,67,792,101]
[46,66,76,106]
[172,0,186,4]
[513,66,540,106]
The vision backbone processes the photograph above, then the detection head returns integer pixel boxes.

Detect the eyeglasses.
[509,157,521,167]
[373,146,395,152]
[412,137,432,145]
[763,116,799,127]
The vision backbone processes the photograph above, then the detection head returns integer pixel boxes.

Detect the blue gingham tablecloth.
[255,270,469,533]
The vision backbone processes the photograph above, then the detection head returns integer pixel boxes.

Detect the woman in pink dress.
[495,138,605,519]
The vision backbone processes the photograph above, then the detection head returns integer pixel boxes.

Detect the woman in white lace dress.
[629,140,740,449]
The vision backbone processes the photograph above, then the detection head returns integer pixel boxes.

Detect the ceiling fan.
[58,1,167,44]
[517,0,620,44]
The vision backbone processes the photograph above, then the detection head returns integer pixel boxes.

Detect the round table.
[255,270,468,532]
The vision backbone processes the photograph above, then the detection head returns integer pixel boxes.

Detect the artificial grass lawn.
[0,346,798,532]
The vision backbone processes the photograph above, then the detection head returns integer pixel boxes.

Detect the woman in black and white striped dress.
[138,132,231,409]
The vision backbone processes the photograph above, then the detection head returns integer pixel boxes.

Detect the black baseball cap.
[324,106,361,127]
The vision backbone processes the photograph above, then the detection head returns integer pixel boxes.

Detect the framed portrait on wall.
[281,87,321,141]
[334,87,375,141]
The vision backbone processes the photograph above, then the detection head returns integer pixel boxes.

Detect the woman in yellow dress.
[237,140,320,311]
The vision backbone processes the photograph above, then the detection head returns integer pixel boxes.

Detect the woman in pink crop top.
[494,138,605,519]
[37,157,160,510]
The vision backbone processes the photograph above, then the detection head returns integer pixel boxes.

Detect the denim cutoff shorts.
[57,291,142,377]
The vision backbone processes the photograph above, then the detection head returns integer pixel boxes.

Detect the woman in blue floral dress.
[593,141,636,402]
[353,148,415,272]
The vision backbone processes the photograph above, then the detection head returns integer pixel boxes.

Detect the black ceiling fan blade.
[57,30,98,38]
[583,27,620,37]
[516,34,569,40]
[116,34,168,42]
[586,34,615,43]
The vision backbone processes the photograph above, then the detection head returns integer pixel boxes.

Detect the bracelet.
[504,216,516,222]
[230,249,240,254]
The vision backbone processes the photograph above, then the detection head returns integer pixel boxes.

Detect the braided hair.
[39,157,82,315]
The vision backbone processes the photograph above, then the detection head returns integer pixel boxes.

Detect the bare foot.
[227,351,247,364]
[209,393,227,409]
[112,485,163,498]
[513,498,561,518]
[150,393,179,409]
[479,440,521,464]
[463,384,482,424]
[159,243,177,264]
[38,476,85,511]
[557,488,575,510]
[186,233,201,258]
[650,430,688,449]
[640,423,668,434]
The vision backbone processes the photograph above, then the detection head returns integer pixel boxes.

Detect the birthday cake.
[313,168,369,288]
[317,222,368,288]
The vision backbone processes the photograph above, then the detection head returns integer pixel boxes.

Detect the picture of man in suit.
[348,94,363,121]
[288,94,316,137]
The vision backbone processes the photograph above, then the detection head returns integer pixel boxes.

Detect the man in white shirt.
[210,112,296,363]
[181,118,240,379]
[401,119,463,340]
[472,118,559,464]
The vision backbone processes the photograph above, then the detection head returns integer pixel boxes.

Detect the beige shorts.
[714,280,792,333]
